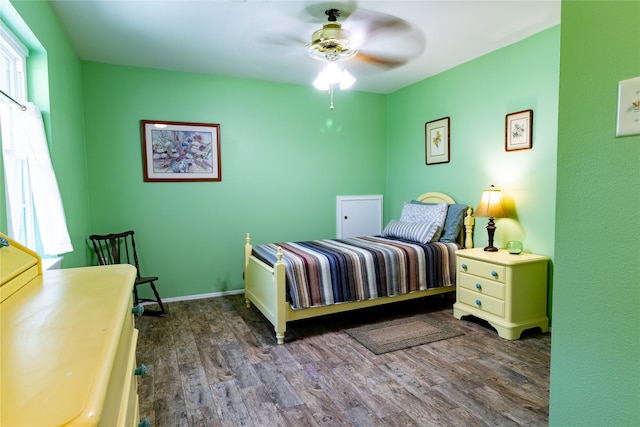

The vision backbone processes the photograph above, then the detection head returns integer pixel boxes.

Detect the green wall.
[549,1,640,425]
[387,27,560,312]
[81,26,560,301]
[82,63,387,298]
[2,0,91,267]
[387,27,560,255]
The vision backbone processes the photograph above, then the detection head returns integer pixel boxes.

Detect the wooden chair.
[89,230,166,315]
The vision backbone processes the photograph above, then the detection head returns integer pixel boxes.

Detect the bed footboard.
[244,234,287,344]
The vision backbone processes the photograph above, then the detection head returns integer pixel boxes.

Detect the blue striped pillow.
[383,220,440,243]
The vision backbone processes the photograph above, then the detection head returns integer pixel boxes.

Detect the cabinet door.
[336,195,383,238]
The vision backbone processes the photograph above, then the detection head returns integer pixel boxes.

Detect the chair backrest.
[89,230,142,278]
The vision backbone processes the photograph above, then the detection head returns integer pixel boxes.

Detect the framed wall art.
[141,120,221,182]
[425,117,450,165]
[505,109,533,151]
[616,76,640,136]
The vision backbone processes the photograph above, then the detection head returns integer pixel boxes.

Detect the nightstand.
[453,248,549,340]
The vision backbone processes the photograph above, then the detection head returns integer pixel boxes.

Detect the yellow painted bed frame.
[244,192,474,344]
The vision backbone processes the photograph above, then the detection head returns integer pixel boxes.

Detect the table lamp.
[475,185,507,252]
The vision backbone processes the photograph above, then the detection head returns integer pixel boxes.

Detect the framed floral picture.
[425,117,450,165]
[141,120,221,182]
[505,110,533,151]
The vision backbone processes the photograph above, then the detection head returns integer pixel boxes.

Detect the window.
[1,21,72,256]
[0,23,26,100]
[0,21,33,246]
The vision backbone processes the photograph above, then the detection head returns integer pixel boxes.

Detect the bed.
[244,192,474,344]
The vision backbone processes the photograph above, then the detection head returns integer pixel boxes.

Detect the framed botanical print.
[425,117,450,165]
[505,110,533,151]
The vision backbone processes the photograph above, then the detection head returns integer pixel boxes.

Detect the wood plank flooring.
[135,294,550,426]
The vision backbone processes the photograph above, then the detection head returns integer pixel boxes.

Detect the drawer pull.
[475,283,482,290]
[138,419,151,427]
[0,237,9,248]
[135,364,148,377]
[475,299,482,306]
[132,304,145,316]
[461,263,467,270]
[491,270,498,278]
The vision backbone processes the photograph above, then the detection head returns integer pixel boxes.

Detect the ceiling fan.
[261,3,423,108]
[303,5,423,69]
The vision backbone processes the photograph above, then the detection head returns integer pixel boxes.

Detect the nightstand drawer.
[458,257,505,283]
[459,288,504,317]
[459,272,504,300]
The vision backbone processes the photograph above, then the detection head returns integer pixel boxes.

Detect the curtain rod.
[0,89,27,111]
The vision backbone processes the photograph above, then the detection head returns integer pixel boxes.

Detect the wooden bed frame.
[244,192,474,344]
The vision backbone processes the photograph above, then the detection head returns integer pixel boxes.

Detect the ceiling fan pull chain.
[329,84,334,110]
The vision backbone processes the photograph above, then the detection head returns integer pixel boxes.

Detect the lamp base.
[485,217,499,253]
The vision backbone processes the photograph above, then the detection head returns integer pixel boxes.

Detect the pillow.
[399,202,448,241]
[383,220,440,243]
[410,201,468,243]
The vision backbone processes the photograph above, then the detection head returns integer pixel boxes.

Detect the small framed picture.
[616,76,640,137]
[141,120,221,182]
[425,117,450,165]
[505,110,533,151]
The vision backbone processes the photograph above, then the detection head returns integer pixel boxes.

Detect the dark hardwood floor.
[135,294,550,426]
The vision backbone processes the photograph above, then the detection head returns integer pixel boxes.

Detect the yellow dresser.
[453,248,549,340]
[0,234,144,426]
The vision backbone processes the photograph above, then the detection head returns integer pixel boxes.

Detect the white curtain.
[1,101,73,255]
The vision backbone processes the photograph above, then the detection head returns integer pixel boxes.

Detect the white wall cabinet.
[336,195,383,238]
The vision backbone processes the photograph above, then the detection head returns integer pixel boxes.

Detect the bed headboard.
[414,191,474,249]
[415,191,456,204]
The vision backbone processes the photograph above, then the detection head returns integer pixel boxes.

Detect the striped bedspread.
[251,236,460,310]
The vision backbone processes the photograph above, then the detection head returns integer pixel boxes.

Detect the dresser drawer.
[459,272,504,300]
[0,237,40,303]
[101,314,140,427]
[459,288,504,317]
[458,257,505,283]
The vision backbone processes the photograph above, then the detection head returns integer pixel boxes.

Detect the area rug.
[345,314,464,355]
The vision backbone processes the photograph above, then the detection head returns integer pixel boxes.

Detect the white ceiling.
[49,0,560,94]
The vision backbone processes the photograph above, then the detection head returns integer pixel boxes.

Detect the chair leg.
[149,282,166,315]
[133,285,141,306]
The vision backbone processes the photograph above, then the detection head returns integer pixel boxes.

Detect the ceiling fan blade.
[258,32,307,49]
[345,8,413,45]
[355,51,408,69]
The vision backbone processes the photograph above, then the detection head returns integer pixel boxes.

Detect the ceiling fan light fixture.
[323,62,342,84]
[312,72,330,90]
[308,9,359,109]
[339,69,355,90]
[307,22,358,61]
[313,62,356,91]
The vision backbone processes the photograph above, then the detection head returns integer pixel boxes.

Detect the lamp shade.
[475,185,507,218]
